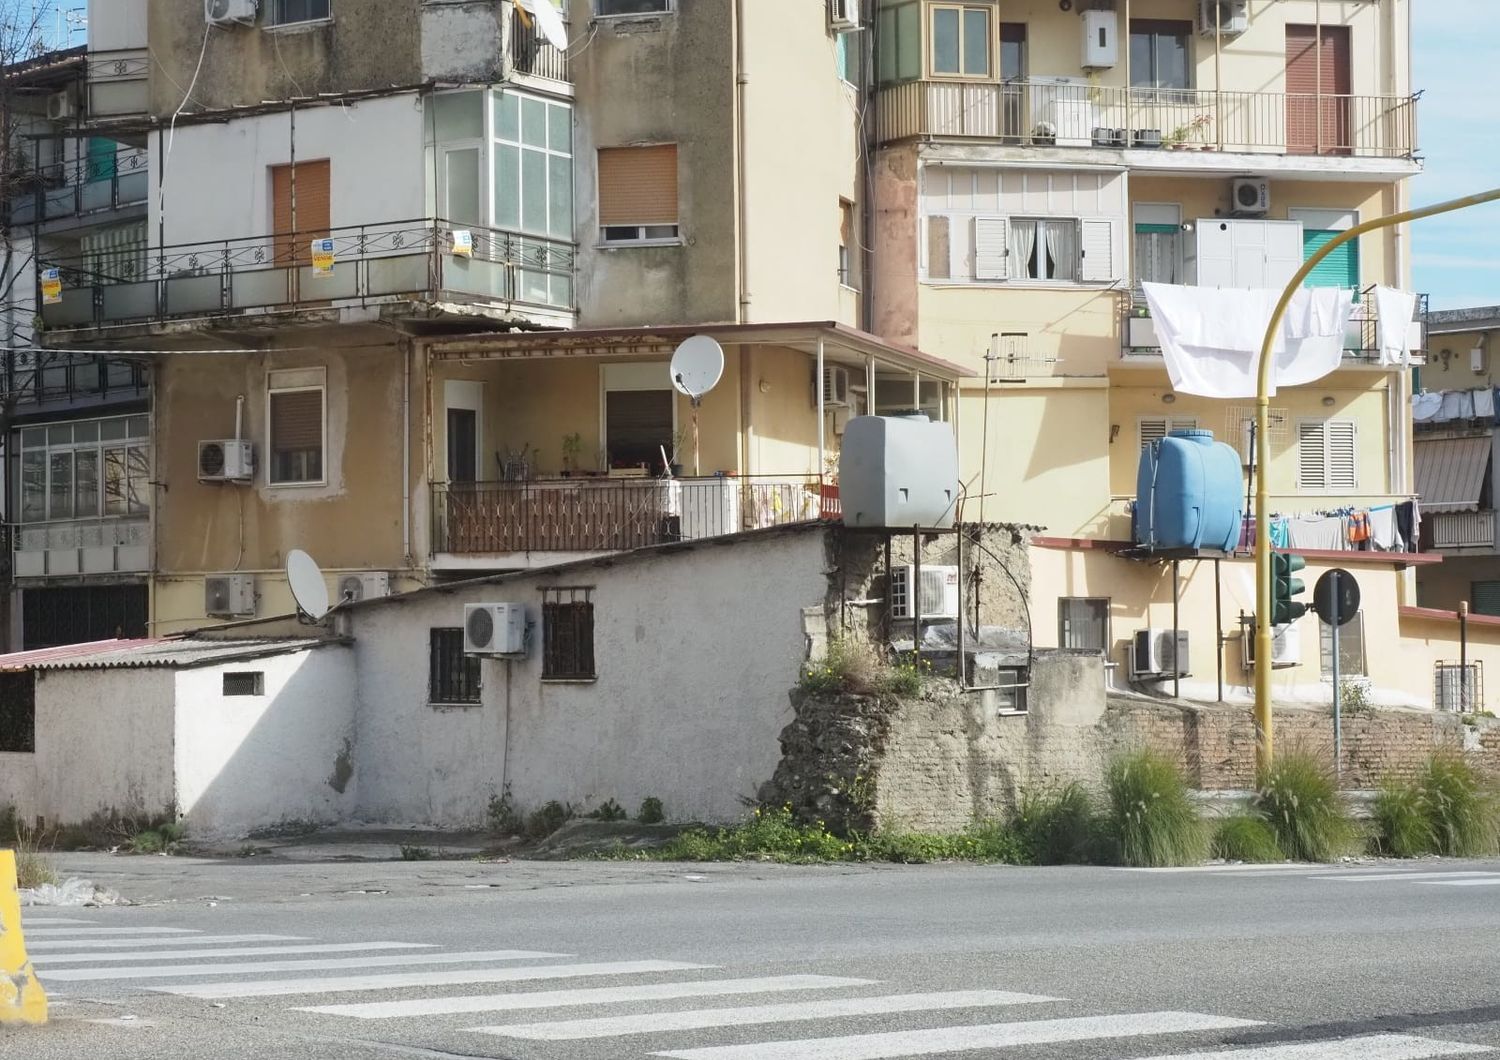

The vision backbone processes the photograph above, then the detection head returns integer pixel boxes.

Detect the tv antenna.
[670,335,724,477]
[285,549,331,622]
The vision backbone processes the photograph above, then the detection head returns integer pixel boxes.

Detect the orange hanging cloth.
[1347,510,1371,545]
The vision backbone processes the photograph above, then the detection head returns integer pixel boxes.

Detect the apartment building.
[26,0,954,639]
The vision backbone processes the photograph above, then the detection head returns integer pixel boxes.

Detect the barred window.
[0,673,36,754]
[543,587,596,680]
[430,628,481,705]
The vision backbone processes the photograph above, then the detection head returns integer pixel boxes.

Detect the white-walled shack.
[0,638,355,839]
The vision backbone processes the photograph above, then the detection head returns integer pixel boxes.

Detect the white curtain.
[1045,221,1075,280]
[1013,220,1037,279]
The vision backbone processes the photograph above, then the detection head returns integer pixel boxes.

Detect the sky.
[1412,1,1500,311]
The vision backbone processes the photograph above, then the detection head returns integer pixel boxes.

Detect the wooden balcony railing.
[877,79,1418,159]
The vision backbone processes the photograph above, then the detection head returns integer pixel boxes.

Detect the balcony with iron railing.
[431,475,840,560]
[6,144,149,227]
[506,6,571,89]
[37,217,576,332]
[876,79,1418,160]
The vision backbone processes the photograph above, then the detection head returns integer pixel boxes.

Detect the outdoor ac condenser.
[890,565,960,620]
[1131,628,1190,678]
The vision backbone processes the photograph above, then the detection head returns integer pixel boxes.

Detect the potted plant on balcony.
[559,432,582,477]
[667,428,687,477]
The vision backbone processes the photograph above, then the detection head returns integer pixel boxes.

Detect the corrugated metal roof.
[1415,436,1493,514]
[0,637,337,674]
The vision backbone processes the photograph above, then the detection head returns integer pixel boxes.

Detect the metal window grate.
[543,588,596,680]
[1434,660,1484,713]
[429,628,481,705]
[222,672,264,697]
[0,673,36,754]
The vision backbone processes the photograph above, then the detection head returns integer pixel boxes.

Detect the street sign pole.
[1331,570,1341,778]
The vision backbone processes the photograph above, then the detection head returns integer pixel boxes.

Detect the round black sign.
[1314,568,1361,627]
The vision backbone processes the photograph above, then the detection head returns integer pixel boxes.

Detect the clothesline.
[1412,387,1497,425]
[1241,499,1420,553]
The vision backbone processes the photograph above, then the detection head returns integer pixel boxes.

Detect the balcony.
[11,517,150,580]
[431,476,839,559]
[37,218,575,332]
[876,79,1418,160]
[506,7,570,88]
[1431,510,1496,551]
[87,51,149,118]
[7,146,149,227]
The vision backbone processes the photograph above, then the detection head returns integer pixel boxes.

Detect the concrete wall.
[29,669,176,825]
[1422,326,1500,391]
[349,529,829,827]
[150,93,426,246]
[173,647,357,839]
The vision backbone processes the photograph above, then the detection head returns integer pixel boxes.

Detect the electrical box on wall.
[1082,10,1119,69]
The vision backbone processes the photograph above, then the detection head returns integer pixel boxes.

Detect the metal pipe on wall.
[733,0,750,323]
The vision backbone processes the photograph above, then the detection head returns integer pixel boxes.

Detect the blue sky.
[1413,1,1500,310]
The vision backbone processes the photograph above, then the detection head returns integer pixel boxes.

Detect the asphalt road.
[9,853,1500,1060]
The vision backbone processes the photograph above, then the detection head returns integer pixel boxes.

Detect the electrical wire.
[159,24,214,220]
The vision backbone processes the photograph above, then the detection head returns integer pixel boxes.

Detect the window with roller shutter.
[597,144,679,244]
[268,369,326,485]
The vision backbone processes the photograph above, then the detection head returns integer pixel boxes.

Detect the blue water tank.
[1135,428,1243,552]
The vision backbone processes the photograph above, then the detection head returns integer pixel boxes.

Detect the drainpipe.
[234,394,244,441]
[733,0,750,322]
[402,340,412,566]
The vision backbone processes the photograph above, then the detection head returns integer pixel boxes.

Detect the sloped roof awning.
[1415,436,1492,513]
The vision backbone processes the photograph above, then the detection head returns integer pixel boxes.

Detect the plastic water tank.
[839,414,959,529]
[1134,428,1243,551]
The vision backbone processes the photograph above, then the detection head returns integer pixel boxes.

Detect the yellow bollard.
[0,849,48,1025]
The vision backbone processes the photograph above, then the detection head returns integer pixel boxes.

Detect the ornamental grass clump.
[1104,749,1207,867]
[1254,748,1357,862]
[1013,782,1099,865]
[1419,753,1500,858]
[1370,779,1436,858]
[1210,814,1284,863]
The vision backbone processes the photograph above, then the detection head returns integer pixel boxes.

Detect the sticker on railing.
[451,230,473,258]
[310,238,336,277]
[40,268,62,305]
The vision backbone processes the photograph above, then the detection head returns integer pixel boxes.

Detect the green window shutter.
[1303,229,1359,289]
[1473,581,1500,617]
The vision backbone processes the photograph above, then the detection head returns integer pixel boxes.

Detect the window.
[1472,581,1500,618]
[493,90,574,240]
[1059,598,1110,652]
[223,672,265,697]
[1434,661,1482,712]
[1139,417,1198,450]
[268,368,325,486]
[272,0,330,24]
[18,415,149,524]
[606,390,674,472]
[876,1,922,84]
[928,216,952,280]
[597,144,679,244]
[1000,22,1027,138]
[543,588,596,680]
[1012,218,1077,281]
[1130,20,1191,91]
[1319,614,1366,678]
[996,667,1027,713]
[835,27,860,85]
[930,4,991,77]
[1289,209,1359,290]
[1297,420,1357,491]
[838,199,855,286]
[430,628,481,705]
[0,673,35,754]
[596,0,671,14]
[1134,204,1183,287]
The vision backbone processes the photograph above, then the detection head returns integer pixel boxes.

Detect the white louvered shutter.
[1079,218,1114,282]
[1328,421,1357,490]
[1139,417,1197,450]
[974,216,1009,280]
[1298,421,1326,489]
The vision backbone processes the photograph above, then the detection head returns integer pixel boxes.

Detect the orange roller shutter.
[597,145,678,226]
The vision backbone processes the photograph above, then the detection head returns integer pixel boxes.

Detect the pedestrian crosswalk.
[21,913,1495,1059]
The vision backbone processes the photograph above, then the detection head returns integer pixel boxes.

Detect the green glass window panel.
[932,8,960,74]
[521,148,547,234]
[494,90,520,142]
[446,148,482,226]
[433,91,483,141]
[548,103,572,154]
[521,97,548,149]
[494,144,521,230]
[548,154,573,238]
[962,8,990,76]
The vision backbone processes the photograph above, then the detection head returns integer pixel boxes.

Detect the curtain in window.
[1045,221,1075,281]
[1013,220,1037,279]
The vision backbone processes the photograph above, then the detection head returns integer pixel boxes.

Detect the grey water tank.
[838,414,959,529]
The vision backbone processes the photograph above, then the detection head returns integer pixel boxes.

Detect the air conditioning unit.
[205,0,258,25]
[1472,346,1487,374]
[465,603,526,656]
[890,564,960,620]
[205,573,256,617]
[47,92,75,122]
[828,0,860,32]
[819,365,851,408]
[1198,0,1249,37]
[337,572,390,604]
[1241,622,1301,670]
[198,440,255,483]
[1131,628,1190,679]
[1231,177,1270,216]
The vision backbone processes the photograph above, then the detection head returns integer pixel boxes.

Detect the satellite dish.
[521,0,569,51]
[670,335,725,400]
[286,549,330,621]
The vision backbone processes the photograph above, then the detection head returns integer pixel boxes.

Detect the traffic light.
[1271,552,1308,624]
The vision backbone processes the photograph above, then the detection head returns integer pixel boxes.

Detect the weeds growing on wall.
[524,800,575,840]
[798,638,932,698]
[1103,750,1208,868]
[1210,814,1285,863]
[637,797,665,824]
[1254,749,1357,862]
[488,786,524,835]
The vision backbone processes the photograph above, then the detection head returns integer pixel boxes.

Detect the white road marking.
[35,942,434,965]
[20,917,92,925]
[25,927,200,937]
[300,975,877,1020]
[477,990,1061,1041]
[1314,872,1500,883]
[1132,1032,1494,1059]
[159,960,715,999]
[651,1011,1261,1059]
[1118,864,1315,874]
[29,935,302,951]
[1422,878,1500,887]
[40,949,568,982]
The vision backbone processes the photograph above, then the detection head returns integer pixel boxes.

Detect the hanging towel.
[1286,515,1346,551]
[1475,387,1496,419]
[1395,501,1415,552]
[1411,392,1444,422]
[1269,517,1291,549]
[1438,390,1475,422]
[1369,506,1398,551]
[1142,283,1356,399]
[1374,285,1419,366]
[1347,510,1371,545]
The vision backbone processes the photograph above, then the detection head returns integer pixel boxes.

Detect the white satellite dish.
[520,0,569,52]
[671,335,725,401]
[286,549,330,621]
